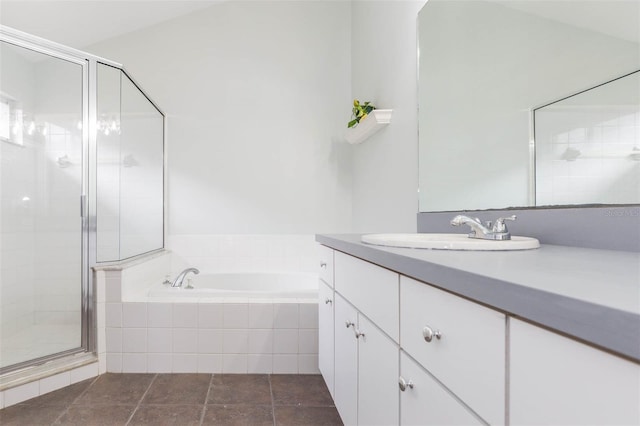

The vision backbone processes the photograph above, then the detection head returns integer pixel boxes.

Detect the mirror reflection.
[418,0,640,212]
[535,70,640,206]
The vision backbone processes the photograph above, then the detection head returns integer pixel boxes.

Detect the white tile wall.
[122,303,147,327]
[147,353,172,373]
[148,303,172,328]
[198,304,224,328]
[173,304,198,328]
[273,354,298,374]
[173,329,198,353]
[148,328,172,353]
[197,354,222,373]
[105,303,122,327]
[105,300,318,374]
[249,304,274,328]
[223,304,249,329]
[274,304,299,328]
[198,329,223,353]
[122,328,147,353]
[172,354,198,373]
[222,354,248,373]
[248,354,273,374]
[122,353,147,373]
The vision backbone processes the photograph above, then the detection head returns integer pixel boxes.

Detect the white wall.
[350,0,425,233]
[88,1,353,239]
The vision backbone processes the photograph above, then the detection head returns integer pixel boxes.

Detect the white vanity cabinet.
[318,245,335,397]
[318,239,640,426]
[331,251,401,426]
[318,244,334,286]
[318,279,335,398]
[357,313,400,426]
[333,293,400,426]
[334,293,359,426]
[400,276,506,425]
[399,351,484,425]
[510,319,640,426]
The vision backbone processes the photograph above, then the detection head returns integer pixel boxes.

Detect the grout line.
[124,373,157,426]
[199,373,215,426]
[51,374,100,424]
[268,374,276,426]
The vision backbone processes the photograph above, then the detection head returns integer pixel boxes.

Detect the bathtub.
[147,272,318,300]
[108,270,321,374]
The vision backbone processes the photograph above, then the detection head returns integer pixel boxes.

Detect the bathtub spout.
[172,268,200,288]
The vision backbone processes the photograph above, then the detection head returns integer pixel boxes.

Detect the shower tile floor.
[0,373,342,426]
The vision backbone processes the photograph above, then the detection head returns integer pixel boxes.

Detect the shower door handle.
[80,195,87,218]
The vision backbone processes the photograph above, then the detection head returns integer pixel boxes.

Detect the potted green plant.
[348,99,376,128]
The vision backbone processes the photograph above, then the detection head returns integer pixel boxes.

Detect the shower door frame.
[0,26,122,374]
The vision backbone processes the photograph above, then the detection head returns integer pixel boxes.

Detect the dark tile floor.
[0,374,343,426]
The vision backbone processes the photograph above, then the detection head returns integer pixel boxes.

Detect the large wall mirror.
[418,0,640,212]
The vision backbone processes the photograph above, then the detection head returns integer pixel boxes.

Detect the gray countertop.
[316,234,640,363]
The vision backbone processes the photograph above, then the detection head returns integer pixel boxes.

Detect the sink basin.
[361,233,540,251]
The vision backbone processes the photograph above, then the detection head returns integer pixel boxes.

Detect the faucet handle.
[492,215,517,232]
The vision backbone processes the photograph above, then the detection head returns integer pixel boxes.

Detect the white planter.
[344,109,393,144]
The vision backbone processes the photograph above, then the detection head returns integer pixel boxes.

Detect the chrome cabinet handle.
[320,261,327,268]
[324,298,332,305]
[423,325,442,342]
[398,377,414,391]
[345,321,364,339]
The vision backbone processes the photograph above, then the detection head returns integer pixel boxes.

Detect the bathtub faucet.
[172,268,200,288]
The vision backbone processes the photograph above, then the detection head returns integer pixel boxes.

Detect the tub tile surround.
[104,301,319,375]
[92,248,319,379]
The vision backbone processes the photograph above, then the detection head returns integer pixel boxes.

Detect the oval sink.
[361,233,540,251]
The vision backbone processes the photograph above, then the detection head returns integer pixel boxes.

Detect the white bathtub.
[147,272,318,300]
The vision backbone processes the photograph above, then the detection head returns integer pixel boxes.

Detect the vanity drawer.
[400,276,505,425]
[318,244,334,287]
[334,251,399,342]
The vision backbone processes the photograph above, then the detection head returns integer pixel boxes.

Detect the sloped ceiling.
[0,0,223,49]
[1,0,638,52]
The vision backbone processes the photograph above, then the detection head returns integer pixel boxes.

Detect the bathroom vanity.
[316,235,640,425]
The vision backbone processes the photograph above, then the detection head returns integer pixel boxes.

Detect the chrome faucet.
[450,214,517,241]
[171,267,199,287]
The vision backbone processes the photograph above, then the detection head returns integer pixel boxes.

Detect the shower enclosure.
[0,27,164,375]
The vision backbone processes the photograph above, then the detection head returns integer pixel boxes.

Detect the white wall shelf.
[345,109,393,144]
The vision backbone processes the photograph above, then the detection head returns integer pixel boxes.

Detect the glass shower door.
[0,41,85,370]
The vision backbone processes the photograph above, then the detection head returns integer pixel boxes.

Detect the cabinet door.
[401,276,505,425]
[318,245,334,287]
[334,294,358,426]
[334,251,399,342]
[358,314,400,426]
[400,352,483,426]
[318,280,335,398]
[510,319,640,425]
